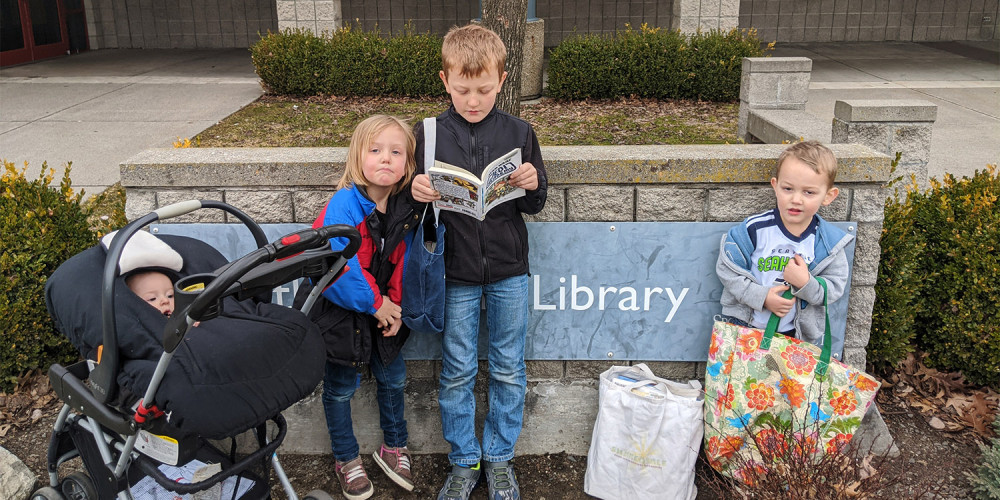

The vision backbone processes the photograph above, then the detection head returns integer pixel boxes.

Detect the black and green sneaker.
[437,463,480,500]
[484,460,520,500]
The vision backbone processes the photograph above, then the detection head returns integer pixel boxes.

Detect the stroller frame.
[36,200,360,500]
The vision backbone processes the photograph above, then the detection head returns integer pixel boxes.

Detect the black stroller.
[37,200,360,500]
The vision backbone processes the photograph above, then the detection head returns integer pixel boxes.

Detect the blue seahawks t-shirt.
[746,209,818,332]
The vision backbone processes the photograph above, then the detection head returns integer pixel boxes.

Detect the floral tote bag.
[703,277,881,483]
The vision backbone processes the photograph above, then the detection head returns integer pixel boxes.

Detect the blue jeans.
[322,350,408,462]
[439,274,529,465]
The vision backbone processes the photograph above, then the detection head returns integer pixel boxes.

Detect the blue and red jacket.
[307,184,419,367]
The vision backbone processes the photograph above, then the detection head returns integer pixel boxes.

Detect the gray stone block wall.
[740,60,939,201]
[738,57,813,142]
[832,99,938,192]
[122,143,890,455]
[85,0,277,48]
[741,0,1000,41]
[537,0,676,47]
[338,0,675,48]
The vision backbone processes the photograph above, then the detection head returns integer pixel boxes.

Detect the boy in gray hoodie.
[716,140,854,359]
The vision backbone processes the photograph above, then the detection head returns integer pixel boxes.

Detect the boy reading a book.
[409,23,548,500]
[716,140,854,354]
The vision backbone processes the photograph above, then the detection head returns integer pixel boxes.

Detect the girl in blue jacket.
[309,115,419,500]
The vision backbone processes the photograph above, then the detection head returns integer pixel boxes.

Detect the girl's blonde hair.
[337,115,416,195]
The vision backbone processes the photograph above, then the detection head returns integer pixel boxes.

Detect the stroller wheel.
[30,486,65,500]
[303,490,335,500]
[60,472,98,500]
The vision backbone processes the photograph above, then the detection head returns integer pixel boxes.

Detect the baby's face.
[129,272,175,316]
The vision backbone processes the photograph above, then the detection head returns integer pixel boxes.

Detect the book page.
[481,148,524,216]
[429,160,482,219]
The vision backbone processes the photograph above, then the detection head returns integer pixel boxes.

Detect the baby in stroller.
[37,200,360,500]
[126,270,175,317]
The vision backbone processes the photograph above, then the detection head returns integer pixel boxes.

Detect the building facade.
[3,1,997,66]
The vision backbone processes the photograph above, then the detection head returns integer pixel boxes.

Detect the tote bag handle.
[423,117,440,223]
[760,277,831,376]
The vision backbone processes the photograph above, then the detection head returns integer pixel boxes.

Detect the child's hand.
[374,296,401,329]
[509,162,538,190]
[382,320,402,337]
[783,254,810,289]
[411,174,440,203]
[764,285,794,317]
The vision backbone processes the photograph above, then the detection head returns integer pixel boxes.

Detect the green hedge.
[869,165,1000,388]
[251,26,445,97]
[547,25,768,102]
[1,161,93,391]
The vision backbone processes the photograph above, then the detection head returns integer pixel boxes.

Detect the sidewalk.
[771,41,1000,181]
[0,49,261,195]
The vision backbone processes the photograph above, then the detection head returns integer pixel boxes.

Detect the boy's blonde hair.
[775,140,838,188]
[441,24,507,79]
[337,115,416,195]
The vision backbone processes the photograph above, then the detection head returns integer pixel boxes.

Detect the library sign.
[152,222,855,361]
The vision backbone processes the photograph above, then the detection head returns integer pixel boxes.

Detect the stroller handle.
[162,224,361,352]
[154,200,202,220]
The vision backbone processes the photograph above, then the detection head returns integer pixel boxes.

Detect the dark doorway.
[1,0,82,67]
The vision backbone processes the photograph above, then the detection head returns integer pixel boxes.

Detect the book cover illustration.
[429,148,524,220]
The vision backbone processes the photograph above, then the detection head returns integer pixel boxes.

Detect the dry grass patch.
[196,95,739,147]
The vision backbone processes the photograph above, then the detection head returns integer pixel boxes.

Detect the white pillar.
[672,0,740,34]
[277,0,341,34]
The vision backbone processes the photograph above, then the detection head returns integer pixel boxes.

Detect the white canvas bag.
[584,363,704,500]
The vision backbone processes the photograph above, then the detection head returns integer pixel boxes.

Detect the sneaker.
[437,463,480,500]
[334,456,373,500]
[484,460,520,500]
[372,443,414,491]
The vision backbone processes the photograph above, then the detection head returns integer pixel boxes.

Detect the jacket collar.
[446,104,499,127]
[729,212,853,270]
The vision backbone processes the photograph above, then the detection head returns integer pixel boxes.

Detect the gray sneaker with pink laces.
[372,443,414,491]
[335,456,373,500]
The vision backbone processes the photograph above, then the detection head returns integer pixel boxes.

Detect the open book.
[428,148,524,220]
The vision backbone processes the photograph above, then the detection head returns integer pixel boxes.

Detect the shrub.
[547,25,768,102]
[967,414,1000,499]
[0,161,94,390]
[251,25,444,97]
[868,158,926,372]
[251,28,336,95]
[383,28,445,97]
[870,165,1000,387]
[913,166,1000,387]
[546,33,625,100]
[683,29,767,101]
[84,181,128,237]
[698,394,945,499]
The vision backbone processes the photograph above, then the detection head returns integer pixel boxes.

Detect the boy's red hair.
[441,24,507,79]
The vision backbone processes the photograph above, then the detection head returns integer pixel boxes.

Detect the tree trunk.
[481,0,527,117]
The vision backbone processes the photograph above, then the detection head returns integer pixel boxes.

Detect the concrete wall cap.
[748,109,833,143]
[542,144,890,184]
[742,56,813,73]
[120,145,892,188]
[122,147,347,166]
[834,100,939,122]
